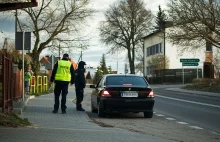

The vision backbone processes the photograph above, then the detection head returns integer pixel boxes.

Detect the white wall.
[143,28,207,77]
[165,42,206,69]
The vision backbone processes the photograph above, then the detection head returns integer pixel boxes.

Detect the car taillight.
[101,90,111,97]
[148,91,154,98]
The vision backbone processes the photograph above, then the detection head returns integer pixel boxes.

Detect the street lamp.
[163,22,166,84]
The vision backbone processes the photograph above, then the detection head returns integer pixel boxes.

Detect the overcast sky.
[0,0,168,73]
[80,0,168,73]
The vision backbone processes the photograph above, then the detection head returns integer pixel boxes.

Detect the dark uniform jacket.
[74,61,86,89]
[50,58,75,84]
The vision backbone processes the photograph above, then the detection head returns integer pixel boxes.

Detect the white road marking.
[166,118,176,121]
[156,94,220,108]
[212,131,220,136]
[177,122,188,125]
[156,114,165,117]
[189,126,203,130]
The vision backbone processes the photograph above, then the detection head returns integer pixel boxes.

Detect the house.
[143,27,216,81]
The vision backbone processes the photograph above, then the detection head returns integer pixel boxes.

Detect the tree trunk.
[128,49,135,74]
[31,52,40,76]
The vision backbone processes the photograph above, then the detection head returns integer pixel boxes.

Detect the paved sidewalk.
[0,86,174,142]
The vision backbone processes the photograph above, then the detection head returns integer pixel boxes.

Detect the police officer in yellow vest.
[50,53,75,114]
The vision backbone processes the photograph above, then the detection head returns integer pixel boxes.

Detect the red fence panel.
[0,54,22,113]
[2,54,13,113]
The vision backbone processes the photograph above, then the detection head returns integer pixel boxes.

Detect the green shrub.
[192,78,212,85]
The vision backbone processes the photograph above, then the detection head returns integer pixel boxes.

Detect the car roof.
[104,74,144,78]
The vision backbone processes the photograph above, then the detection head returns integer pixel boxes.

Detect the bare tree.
[167,0,220,50]
[99,0,153,74]
[17,0,95,74]
[213,49,220,78]
[134,44,144,74]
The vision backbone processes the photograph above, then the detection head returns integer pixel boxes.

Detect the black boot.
[52,110,58,113]
[76,108,85,111]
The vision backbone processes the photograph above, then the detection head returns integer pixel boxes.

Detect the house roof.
[0,0,38,11]
[142,21,174,40]
[40,56,51,65]
[142,30,161,40]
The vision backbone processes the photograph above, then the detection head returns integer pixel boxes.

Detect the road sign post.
[182,65,184,85]
[180,58,200,84]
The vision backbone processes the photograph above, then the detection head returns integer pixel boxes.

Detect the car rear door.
[92,77,105,108]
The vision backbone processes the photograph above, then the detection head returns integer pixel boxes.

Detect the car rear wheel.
[98,102,106,117]
[91,102,98,113]
[143,111,153,118]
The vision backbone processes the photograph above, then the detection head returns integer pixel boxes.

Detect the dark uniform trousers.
[75,88,84,109]
[54,82,69,111]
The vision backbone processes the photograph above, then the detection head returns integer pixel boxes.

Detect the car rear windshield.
[106,76,148,86]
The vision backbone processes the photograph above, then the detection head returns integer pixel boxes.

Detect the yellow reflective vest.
[55,60,72,81]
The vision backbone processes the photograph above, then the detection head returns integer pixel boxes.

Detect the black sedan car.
[90,74,154,118]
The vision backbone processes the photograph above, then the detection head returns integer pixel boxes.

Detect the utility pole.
[143,40,145,77]
[117,50,118,73]
[77,50,82,63]
[77,45,83,63]
[58,44,60,58]
[163,25,166,84]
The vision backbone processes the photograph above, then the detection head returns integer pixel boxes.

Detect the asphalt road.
[153,86,220,134]
[83,85,220,142]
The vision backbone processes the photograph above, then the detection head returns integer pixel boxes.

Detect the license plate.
[121,91,138,97]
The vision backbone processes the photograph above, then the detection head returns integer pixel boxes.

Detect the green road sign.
[180,58,200,62]
[182,63,199,66]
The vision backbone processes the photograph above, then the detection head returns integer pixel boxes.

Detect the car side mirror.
[90,84,96,88]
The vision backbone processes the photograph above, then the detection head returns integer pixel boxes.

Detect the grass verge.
[0,112,31,127]
[183,84,220,93]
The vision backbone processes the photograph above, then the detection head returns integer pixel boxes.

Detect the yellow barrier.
[30,76,36,94]
[36,76,43,93]
[30,76,49,94]
[43,76,48,92]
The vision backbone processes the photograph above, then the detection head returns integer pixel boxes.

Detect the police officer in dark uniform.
[74,61,86,111]
[50,53,75,114]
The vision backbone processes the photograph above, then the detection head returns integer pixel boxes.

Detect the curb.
[12,95,35,114]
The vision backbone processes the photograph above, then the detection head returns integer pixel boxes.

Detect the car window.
[97,77,104,88]
[106,76,148,86]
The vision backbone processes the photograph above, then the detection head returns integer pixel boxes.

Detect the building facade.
[143,28,208,79]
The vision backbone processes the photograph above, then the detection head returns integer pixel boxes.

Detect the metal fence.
[0,53,22,113]
[146,68,203,84]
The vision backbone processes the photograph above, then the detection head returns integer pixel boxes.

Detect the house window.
[147,48,149,56]
[206,42,212,51]
[159,43,162,53]
[146,43,163,57]
[156,44,159,53]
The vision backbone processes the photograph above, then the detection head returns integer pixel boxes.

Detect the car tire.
[143,111,153,118]
[98,102,106,117]
[91,102,98,113]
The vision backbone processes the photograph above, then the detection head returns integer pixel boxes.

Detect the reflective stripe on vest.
[55,60,72,81]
